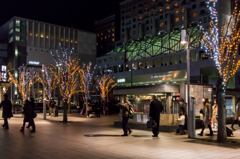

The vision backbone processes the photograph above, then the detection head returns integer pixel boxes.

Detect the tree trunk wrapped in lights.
[96,73,117,102]
[50,43,80,122]
[38,67,57,106]
[78,62,96,116]
[201,0,240,143]
[8,65,39,102]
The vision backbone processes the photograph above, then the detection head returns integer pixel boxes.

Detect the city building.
[97,0,238,127]
[0,16,96,103]
[94,15,116,57]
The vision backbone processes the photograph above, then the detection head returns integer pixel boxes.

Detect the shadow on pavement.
[131,135,152,138]
[185,138,240,149]
[84,134,122,137]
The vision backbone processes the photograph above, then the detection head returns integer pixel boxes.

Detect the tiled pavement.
[0,114,240,159]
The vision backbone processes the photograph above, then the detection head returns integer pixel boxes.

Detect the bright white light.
[29,61,40,65]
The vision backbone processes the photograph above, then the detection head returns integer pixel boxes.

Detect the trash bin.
[54,109,58,117]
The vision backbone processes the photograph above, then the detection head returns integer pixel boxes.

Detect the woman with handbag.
[198,98,213,136]
[212,99,218,130]
[20,100,36,132]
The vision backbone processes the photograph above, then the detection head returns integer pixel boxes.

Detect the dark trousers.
[152,119,159,136]
[23,119,35,130]
[231,119,238,128]
[179,125,184,132]
[184,114,188,130]
[96,110,100,117]
[4,117,8,128]
[201,122,213,135]
[122,116,130,135]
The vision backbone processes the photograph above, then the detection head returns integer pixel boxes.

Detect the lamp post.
[181,29,195,138]
[42,64,46,120]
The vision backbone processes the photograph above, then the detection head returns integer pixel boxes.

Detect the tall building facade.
[97,0,239,124]
[94,15,116,57]
[0,16,96,102]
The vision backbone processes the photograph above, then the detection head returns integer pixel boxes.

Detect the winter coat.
[236,101,240,120]
[212,104,218,123]
[203,103,211,125]
[50,101,56,108]
[0,99,13,118]
[149,99,163,122]
[117,102,132,117]
[23,101,34,122]
[179,102,187,115]
[178,115,185,125]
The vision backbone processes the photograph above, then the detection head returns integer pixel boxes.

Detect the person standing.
[179,98,188,131]
[0,94,13,130]
[26,98,36,129]
[49,99,56,117]
[20,100,35,132]
[198,98,213,136]
[231,97,240,130]
[212,99,218,130]
[96,100,101,117]
[149,95,163,137]
[117,98,132,136]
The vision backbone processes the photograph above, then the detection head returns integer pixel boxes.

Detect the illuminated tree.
[200,0,240,143]
[8,65,39,102]
[78,62,96,115]
[50,43,80,122]
[96,73,117,101]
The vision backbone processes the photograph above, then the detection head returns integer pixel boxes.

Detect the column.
[166,93,172,114]
[32,79,34,98]
[180,82,186,102]
[37,70,40,102]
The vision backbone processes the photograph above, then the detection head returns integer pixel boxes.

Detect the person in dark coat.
[117,98,132,136]
[26,98,36,129]
[49,99,56,117]
[0,94,13,129]
[149,95,163,137]
[96,100,101,117]
[179,98,188,131]
[20,100,35,132]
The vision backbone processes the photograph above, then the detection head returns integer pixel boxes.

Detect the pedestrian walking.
[149,95,163,137]
[26,98,36,129]
[0,94,13,130]
[49,99,56,117]
[107,100,112,115]
[117,98,132,136]
[231,97,240,130]
[96,100,101,117]
[212,99,218,130]
[198,98,213,136]
[179,98,188,131]
[20,100,36,132]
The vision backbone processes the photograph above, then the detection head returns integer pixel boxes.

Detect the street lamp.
[42,64,46,120]
[181,29,195,139]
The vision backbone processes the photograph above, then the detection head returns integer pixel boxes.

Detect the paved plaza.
[0,114,240,159]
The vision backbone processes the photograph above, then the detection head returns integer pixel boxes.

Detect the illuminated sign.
[151,74,172,79]
[29,61,40,65]
[117,79,125,83]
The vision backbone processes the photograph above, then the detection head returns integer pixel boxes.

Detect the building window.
[108,35,110,38]
[122,22,124,26]
[182,8,185,13]
[133,31,136,35]
[166,0,170,2]
[9,29,13,34]
[101,37,103,40]
[193,12,197,17]
[175,18,179,22]
[166,6,170,10]
[160,23,163,27]
[152,11,155,15]
[146,27,149,31]
[174,3,178,7]
[15,28,20,32]
[101,33,103,35]
[122,28,125,32]
[133,18,136,22]
[133,12,136,16]
[97,34,99,37]
[182,16,184,21]
[108,30,110,33]
[192,4,196,9]
[105,36,107,39]
[112,38,115,42]
[16,20,20,27]
[15,36,20,41]
[9,37,13,43]
[112,34,114,36]
[159,9,163,12]
[112,29,114,31]
[139,16,142,20]
[175,10,179,14]
[122,34,124,38]
[160,15,163,20]
[146,20,149,24]
[96,43,98,46]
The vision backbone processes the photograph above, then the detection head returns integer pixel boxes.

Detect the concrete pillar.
[180,82,186,102]
[32,79,34,98]
[37,70,40,102]
[166,93,172,114]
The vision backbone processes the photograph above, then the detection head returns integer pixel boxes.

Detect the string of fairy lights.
[200,0,240,88]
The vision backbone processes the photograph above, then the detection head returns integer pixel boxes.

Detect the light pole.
[42,65,46,120]
[181,29,195,138]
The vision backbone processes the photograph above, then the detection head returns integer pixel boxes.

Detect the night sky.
[0,0,123,32]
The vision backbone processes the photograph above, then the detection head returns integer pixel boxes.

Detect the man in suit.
[0,94,13,129]
[149,95,163,137]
